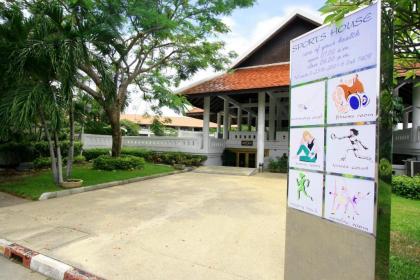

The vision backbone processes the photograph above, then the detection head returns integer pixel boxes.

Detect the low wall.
[81,133,223,166]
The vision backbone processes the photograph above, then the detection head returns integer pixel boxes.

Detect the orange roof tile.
[121,114,217,128]
[183,64,290,95]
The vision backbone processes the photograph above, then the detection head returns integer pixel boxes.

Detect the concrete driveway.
[0,172,287,280]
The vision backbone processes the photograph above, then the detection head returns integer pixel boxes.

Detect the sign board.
[241,140,253,146]
[287,2,380,235]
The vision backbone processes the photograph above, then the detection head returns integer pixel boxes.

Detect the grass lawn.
[0,163,174,200]
[390,194,420,280]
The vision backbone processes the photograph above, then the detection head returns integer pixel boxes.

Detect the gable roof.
[183,63,290,95]
[121,114,217,128]
[179,11,321,96]
[231,11,322,69]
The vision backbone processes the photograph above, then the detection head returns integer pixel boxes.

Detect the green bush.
[121,148,152,159]
[33,155,86,169]
[33,157,51,169]
[33,141,82,157]
[83,148,206,166]
[93,155,145,170]
[392,175,420,200]
[268,154,288,173]
[83,148,110,160]
[72,155,86,163]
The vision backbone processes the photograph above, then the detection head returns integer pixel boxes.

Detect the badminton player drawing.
[330,128,372,162]
[326,124,376,178]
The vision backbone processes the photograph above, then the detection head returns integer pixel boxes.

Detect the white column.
[412,84,420,141]
[216,112,221,137]
[269,95,276,140]
[276,98,283,131]
[237,108,242,131]
[223,99,229,140]
[257,92,266,168]
[403,111,409,130]
[203,96,210,151]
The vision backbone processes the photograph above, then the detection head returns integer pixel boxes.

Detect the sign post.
[284,2,391,279]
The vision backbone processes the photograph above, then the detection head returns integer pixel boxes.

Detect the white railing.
[82,133,224,154]
[393,127,420,156]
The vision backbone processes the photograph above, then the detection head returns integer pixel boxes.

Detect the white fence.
[393,127,420,157]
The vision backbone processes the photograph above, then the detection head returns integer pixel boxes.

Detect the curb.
[0,239,104,280]
[39,167,193,200]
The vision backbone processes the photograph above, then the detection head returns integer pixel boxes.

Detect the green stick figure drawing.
[296,173,313,201]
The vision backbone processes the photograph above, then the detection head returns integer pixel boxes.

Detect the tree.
[33,0,255,157]
[320,0,419,79]
[0,2,83,183]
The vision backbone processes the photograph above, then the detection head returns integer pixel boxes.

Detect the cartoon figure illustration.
[296,131,318,163]
[296,173,313,201]
[333,74,369,113]
[329,180,370,219]
[297,104,309,111]
[330,128,372,162]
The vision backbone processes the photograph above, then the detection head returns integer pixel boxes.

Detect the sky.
[125,0,326,116]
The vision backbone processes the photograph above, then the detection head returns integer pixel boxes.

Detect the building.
[179,12,322,167]
[121,114,217,136]
[83,11,419,171]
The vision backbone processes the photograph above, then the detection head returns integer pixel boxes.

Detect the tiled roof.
[121,114,217,128]
[182,63,290,95]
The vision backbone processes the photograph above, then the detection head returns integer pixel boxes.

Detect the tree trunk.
[66,97,75,178]
[40,110,59,184]
[107,107,122,157]
[53,132,64,184]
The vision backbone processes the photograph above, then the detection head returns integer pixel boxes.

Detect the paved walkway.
[0,192,31,208]
[193,166,257,176]
[0,255,46,280]
[0,172,287,279]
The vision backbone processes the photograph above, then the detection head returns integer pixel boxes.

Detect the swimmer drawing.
[295,131,319,163]
[296,173,313,201]
[332,74,369,113]
[330,128,372,162]
[329,180,370,219]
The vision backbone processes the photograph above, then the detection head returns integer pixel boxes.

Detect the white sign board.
[288,2,380,234]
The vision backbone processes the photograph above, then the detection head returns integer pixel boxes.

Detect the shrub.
[121,148,152,159]
[392,175,420,200]
[83,148,110,160]
[72,155,86,163]
[33,157,52,169]
[268,154,288,173]
[93,155,145,170]
[33,141,82,157]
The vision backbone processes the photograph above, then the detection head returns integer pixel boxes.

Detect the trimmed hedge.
[268,154,288,173]
[33,155,86,169]
[392,175,420,200]
[83,148,207,167]
[83,148,110,160]
[0,141,82,167]
[93,155,145,170]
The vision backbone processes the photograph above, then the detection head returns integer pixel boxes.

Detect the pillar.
[223,98,229,140]
[412,84,420,141]
[257,92,266,168]
[276,99,282,131]
[269,95,276,140]
[403,111,409,130]
[216,112,221,138]
[237,108,242,131]
[203,96,210,151]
